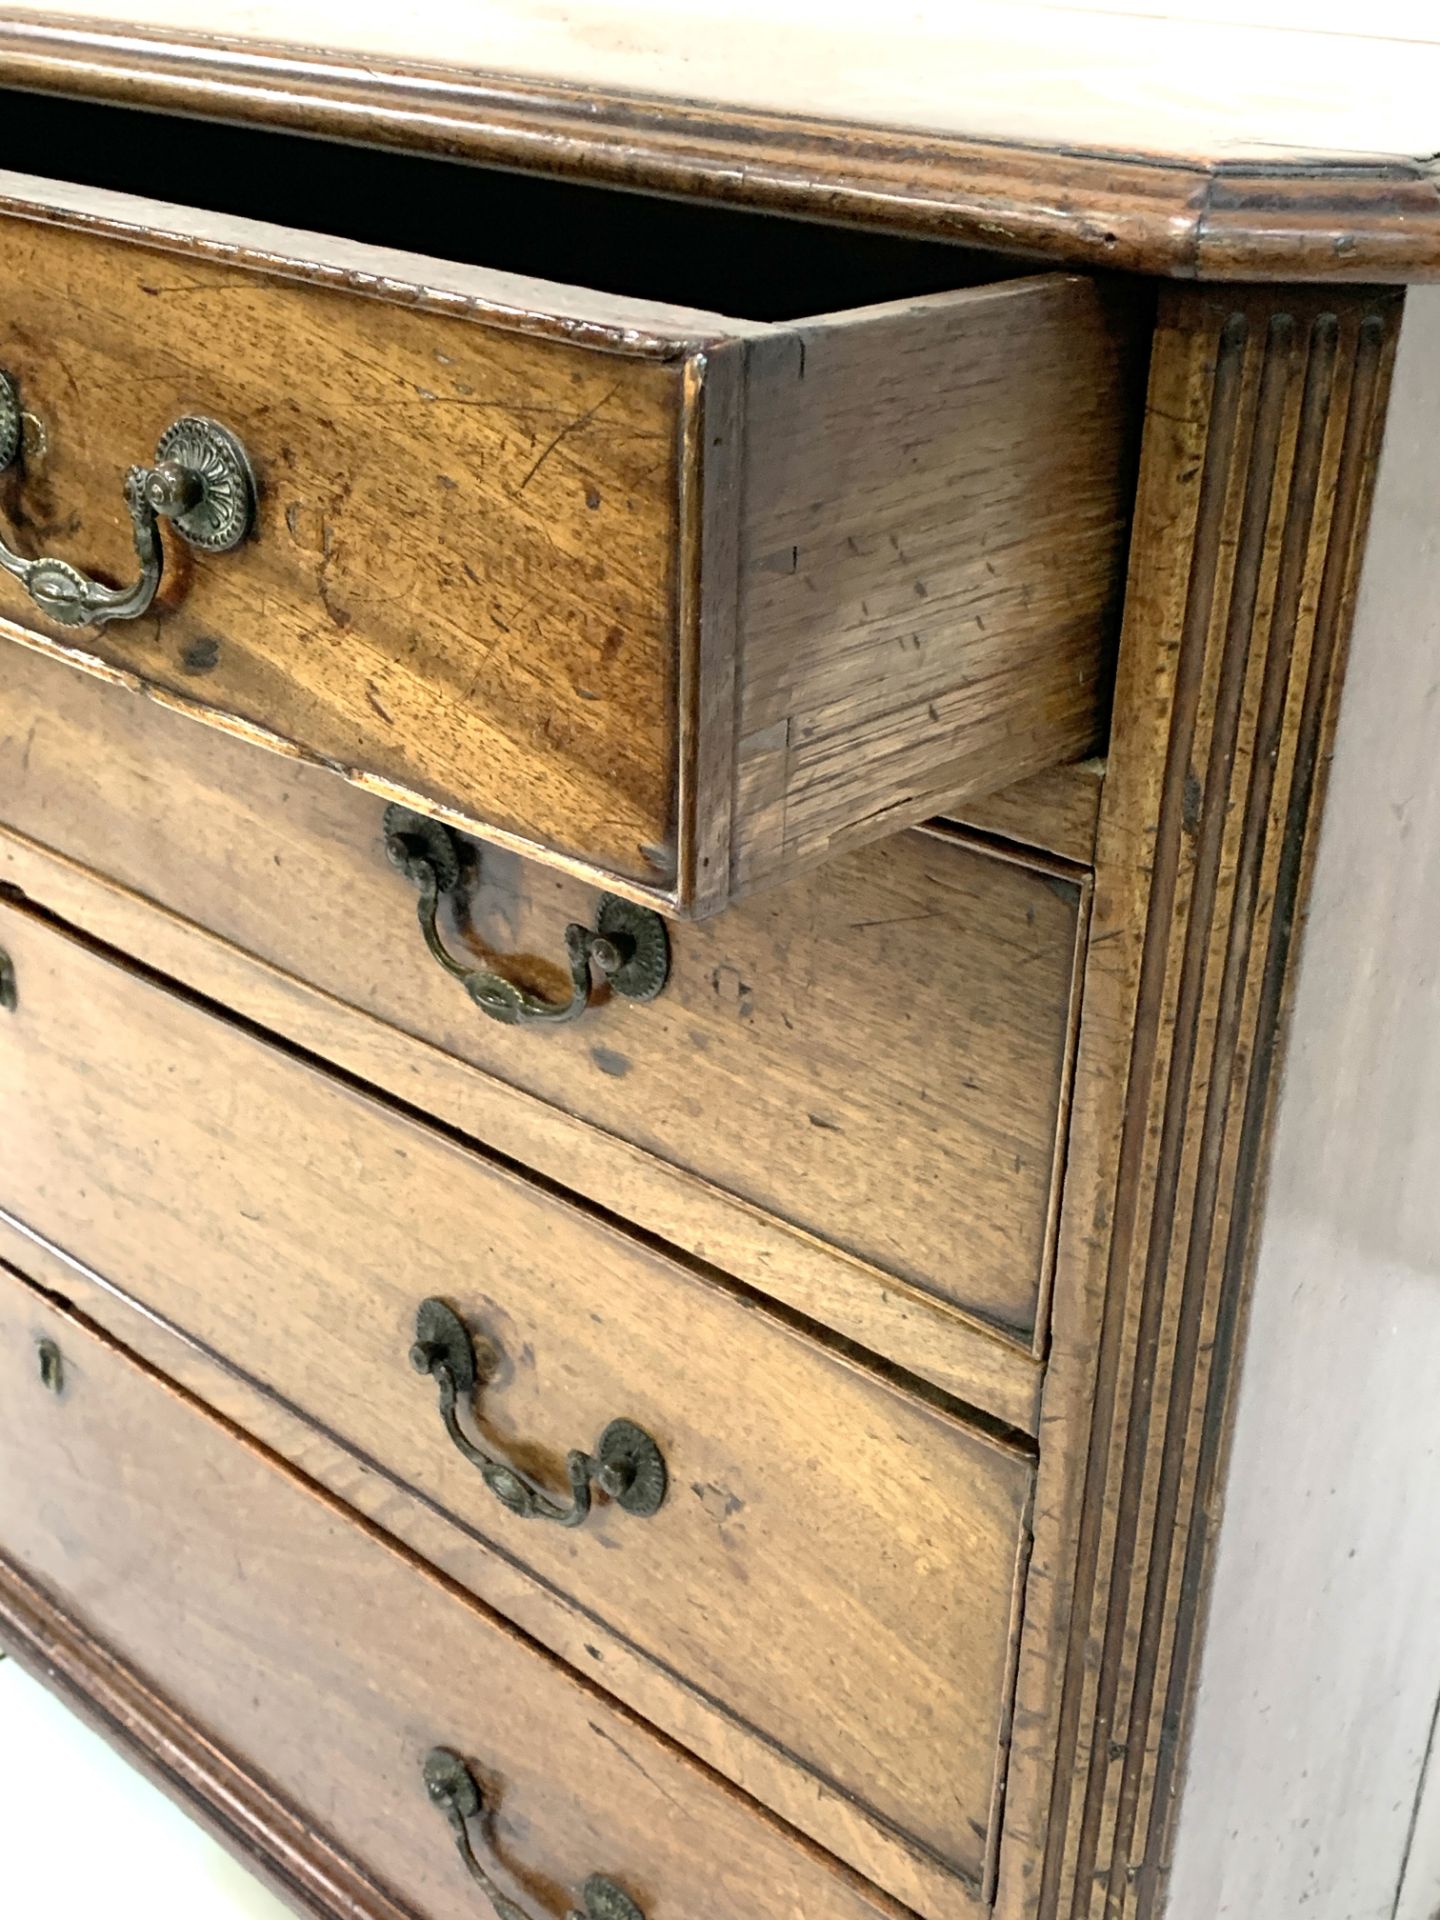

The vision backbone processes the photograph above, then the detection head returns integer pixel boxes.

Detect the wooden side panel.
[732,275,1138,896]
[995,286,1401,1920]
[0,1272,903,1920]
[1166,285,1440,1920]
[0,899,1032,1909]
[0,189,688,888]
[945,759,1105,867]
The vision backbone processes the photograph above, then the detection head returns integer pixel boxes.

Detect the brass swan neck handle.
[0,371,256,630]
[382,806,670,1029]
[409,1298,667,1530]
[423,1748,646,1920]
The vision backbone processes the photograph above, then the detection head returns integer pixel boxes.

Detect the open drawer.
[0,97,1139,913]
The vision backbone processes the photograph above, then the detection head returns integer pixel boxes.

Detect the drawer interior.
[0,85,1031,323]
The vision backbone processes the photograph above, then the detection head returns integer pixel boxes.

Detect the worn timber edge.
[0,1549,414,1920]
[997,285,1402,1920]
[0,13,1437,283]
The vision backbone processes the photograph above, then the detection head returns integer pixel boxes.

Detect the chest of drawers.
[1,16,1437,1920]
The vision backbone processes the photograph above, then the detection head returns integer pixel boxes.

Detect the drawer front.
[0,641,1083,1356]
[0,1269,899,1920]
[0,898,1033,1898]
[0,180,690,892]
[0,170,1137,912]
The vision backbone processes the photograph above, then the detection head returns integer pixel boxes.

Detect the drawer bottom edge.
[0,1548,413,1920]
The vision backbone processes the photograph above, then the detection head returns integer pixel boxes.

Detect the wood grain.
[0,181,693,890]
[0,897,1033,1909]
[995,285,1401,1920]
[0,1269,907,1920]
[733,277,1136,895]
[0,170,1137,912]
[19,0,1440,165]
[944,760,1104,868]
[0,13,1439,280]
[0,1550,417,1920]
[0,1206,991,1920]
[0,638,1084,1362]
[0,817,1046,1433]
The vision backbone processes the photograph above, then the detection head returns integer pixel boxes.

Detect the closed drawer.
[0,110,1138,916]
[0,642,1084,1397]
[0,898,1033,1913]
[0,1268,903,1920]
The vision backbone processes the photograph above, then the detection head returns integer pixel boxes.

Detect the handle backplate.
[0,370,256,629]
[0,374,19,470]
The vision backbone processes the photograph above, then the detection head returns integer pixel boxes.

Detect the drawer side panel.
[734,274,1140,894]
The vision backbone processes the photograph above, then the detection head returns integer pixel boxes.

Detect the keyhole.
[36,1339,63,1394]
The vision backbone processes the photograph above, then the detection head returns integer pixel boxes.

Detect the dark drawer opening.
[0,84,1038,323]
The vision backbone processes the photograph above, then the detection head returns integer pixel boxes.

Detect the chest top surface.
[2,0,1440,279]
[10,0,1440,162]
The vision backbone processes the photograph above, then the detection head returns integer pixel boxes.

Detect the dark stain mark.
[711,965,754,1020]
[690,1481,745,1525]
[586,487,602,510]
[1182,765,1203,836]
[180,635,221,675]
[599,625,625,663]
[366,683,395,725]
[590,1046,632,1079]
